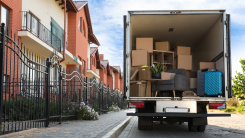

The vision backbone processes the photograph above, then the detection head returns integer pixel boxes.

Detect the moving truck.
[123,10,232,132]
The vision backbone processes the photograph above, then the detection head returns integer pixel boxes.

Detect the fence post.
[101,79,103,110]
[0,23,5,128]
[59,65,62,124]
[85,77,87,104]
[79,89,81,104]
[45,58,50,127]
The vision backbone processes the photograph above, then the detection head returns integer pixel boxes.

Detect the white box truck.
[123,10,232,132]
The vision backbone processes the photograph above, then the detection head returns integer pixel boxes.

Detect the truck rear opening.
[123,10,232,132]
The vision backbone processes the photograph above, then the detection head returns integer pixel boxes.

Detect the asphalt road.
[118,114,245,138]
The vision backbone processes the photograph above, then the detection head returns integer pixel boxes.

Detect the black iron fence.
[20,11,62,52]
[0,23,127,135]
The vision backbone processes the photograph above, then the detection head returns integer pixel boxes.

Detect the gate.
[0,23,127,135]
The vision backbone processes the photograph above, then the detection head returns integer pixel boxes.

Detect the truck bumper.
[127,113,231,117]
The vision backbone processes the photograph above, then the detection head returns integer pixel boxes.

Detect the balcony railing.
[21,11,62,52]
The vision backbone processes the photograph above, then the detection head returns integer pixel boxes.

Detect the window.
[78,17,81,31]
[3,75,8,92]
[82,21,85,37]
[0,5,10,27]
[78,57,81,73]
[82,61,85,75]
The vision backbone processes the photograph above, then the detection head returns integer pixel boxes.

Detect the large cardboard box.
[136,38,153,53]
[174,46,191,56]
[138,66,152,80]
[190,78,197,89]
[176,55,192,70]
[132,50,150,66]
[130,67,140,80]
[198,62,215,70]
[186,70,197,78]
[130,81,151,97]
[155,41,170,51]
[161,72,175,80]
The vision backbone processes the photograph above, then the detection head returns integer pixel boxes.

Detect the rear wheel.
[188,123,197,132]
[197,125,206,132]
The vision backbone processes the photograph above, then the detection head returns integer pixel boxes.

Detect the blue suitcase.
[197,69,216,96]
[204,71,223,97]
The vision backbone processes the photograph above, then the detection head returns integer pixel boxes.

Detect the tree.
[232,59,245,99]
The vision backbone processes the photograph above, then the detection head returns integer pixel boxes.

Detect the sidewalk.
[20,109,134,138]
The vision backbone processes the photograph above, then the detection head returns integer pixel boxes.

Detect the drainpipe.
[60,0,66,63]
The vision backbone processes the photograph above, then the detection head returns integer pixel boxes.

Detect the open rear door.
[123,15,127,98]
[226,14,232,98]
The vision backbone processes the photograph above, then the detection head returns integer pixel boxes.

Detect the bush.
[108,103,120,112]
[76,102,99,120]
[3,98,46,121]
[226,98,238,107]
[236,106,245,114]
[224,107,236,113]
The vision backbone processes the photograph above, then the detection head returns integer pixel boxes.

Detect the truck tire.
[138,117,153,130]
[188,123,197,132]
[197,125,206,132]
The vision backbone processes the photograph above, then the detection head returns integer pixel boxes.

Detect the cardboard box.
[130,81,151,97]
[190,78,197,89]
[138,66,152,80]
[174,46,191,56]
[130,67,140,80]
[161,72,175,80]
[186,70,197,78]
[132,50,150,66]
[176,55,192,70]
[155,41,170,51]
[198,62,215,70]
[136,38,153,53]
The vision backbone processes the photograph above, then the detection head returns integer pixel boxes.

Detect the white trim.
[87,70,100,79]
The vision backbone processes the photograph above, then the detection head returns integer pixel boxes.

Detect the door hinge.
[126,53,130,58]
[170,11,181,14]
[226,86,228,90]
[225,20,227,25]
[126,21,129,26]
[221,16,223,22]
[225,53,228,57]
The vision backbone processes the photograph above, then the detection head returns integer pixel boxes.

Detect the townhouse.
[0,0,123,94]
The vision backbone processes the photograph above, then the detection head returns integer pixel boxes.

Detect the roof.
[73,1,87,11]
[100,60,109,68]
[90,47,98,57]
[59,0,78,12]
[72,1,100,46]
[111,66,121,73]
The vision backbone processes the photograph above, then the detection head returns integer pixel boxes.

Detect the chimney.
[99,54,104,60]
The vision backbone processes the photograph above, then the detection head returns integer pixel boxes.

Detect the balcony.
[20,11,62,52]
[18,11,80,65]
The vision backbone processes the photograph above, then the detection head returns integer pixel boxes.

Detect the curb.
[102,116,133,138]
[0,128,38,138]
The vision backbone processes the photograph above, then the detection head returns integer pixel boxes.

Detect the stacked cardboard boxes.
[174,46,197,89]
[130,38,153,97]
[175,46,192,70]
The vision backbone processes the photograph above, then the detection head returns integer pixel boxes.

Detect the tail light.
[128,102,144,108]
[188,108,190,112]
[163,108,165,112]
[209,103,226,109]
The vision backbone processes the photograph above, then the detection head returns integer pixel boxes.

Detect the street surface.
[118,114,245,138]
[20,109,134,138]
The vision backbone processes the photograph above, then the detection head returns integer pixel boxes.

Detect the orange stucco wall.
[68,7,88,76]
[90,56,97,73]
[120,78,123,91]
[99,68,107,86]
[114,73,119,90]
[107,75,113,90]
[1,0,22,99]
